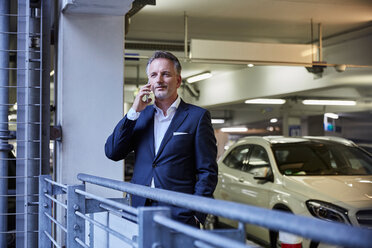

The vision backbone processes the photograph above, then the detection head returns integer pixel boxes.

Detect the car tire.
[203,214,219,230]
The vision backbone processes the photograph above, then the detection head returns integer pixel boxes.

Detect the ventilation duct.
[190,39,313,66]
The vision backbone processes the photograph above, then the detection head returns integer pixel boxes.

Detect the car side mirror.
[253,166,273,181]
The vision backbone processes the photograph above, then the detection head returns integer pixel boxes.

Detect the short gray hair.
[146,51,182,76]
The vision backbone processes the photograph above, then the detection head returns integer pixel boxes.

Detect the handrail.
[78,173,372,248]
[153,214,247,248]
[74,188,138,215]
[74,211,137,247]
[44,177,67,189]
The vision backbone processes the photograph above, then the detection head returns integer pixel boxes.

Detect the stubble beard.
[153,85,169,100]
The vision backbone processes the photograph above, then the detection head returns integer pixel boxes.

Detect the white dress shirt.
[127,96,181,187]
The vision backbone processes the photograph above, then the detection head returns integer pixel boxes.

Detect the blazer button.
[152,164,156,168]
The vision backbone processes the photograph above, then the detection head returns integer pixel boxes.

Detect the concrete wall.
[56,12,125,197]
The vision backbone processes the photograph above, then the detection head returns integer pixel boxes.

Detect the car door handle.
[238,177,244,182]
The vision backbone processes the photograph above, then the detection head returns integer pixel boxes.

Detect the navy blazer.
[105,100,218,224]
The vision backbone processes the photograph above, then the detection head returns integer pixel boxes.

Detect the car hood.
[282,175,372,206]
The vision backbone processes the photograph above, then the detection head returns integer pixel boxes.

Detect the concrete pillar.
[55,2,133,244]
[282,114,301,137]
[56,1,133,196]
[307,115,325,136]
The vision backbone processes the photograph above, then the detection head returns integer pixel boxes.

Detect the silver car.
[208,136,372,247]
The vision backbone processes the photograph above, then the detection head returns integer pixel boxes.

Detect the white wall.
[56,13,126,197]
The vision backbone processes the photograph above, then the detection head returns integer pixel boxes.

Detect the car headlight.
[306,200,350,224]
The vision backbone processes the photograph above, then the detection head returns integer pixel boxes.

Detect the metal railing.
[39,174,372,248]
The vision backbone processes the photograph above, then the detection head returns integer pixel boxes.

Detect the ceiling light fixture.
[267,126,274,131]
[211,119,225,124]
[186,71,212,84]
[270,118,278,123]
[247,64,254,68]
[245,98,286,104]
[302,99,356,106]
[220,127,248,133]
[324,113,339,119]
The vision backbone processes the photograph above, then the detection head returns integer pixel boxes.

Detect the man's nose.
[154,74,164,83]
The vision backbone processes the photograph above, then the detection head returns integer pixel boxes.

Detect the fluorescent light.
[245,98,286,104]
[267,126,274,131]
[186,72,212,83]
[302,99,356,106]
[220,127,248,133]
[270,118,278,123]
[50,70,54,76]
[324,113,339,119]
[212,119,225,124]
[247,64,254,67]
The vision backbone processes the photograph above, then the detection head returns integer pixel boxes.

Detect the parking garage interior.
[1,0,372,247]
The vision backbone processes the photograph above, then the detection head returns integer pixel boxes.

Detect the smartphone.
[144,81,152,102]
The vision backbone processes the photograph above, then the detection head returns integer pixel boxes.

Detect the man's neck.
[155,95,178,116]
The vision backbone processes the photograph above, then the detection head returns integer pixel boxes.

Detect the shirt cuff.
[126,108,141,120]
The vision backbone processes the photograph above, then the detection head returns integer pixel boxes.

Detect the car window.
[273,142,372,176]
[241,145,270,172]
[249,145,269,166]
[222,145,250,170]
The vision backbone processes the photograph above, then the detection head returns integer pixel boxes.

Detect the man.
[105,51,218,227]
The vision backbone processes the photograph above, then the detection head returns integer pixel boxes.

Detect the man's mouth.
[155,86,167,90]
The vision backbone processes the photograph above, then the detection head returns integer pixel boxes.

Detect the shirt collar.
[154,95,181,115]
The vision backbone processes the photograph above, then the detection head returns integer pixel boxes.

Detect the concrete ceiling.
[124,0,372,128]
[127,0,372,43]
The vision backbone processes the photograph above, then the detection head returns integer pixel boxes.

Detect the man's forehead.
[148,58,175,72]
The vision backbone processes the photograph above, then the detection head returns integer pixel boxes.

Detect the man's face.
[147,58,181,101]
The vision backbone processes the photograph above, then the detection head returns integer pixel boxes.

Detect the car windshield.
[272,141,372,176]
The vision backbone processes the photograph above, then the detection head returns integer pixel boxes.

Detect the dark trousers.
[144,198,200,228]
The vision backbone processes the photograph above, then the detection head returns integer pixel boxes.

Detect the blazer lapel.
[142,106,156,157]
[154,100,189,161]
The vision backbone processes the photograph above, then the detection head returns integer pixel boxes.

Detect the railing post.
[38,175,52,248]
[67,184,86,248]
[138,207,172,248]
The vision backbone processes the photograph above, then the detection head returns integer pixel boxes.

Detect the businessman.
[105,51,218,227]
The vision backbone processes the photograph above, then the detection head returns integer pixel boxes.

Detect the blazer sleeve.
[194,110,218,197]
[105,115,136,161]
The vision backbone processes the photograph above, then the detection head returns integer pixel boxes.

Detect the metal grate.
[0,0,51,247]
[125,40,186,52]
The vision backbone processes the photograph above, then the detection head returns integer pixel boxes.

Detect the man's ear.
[176,75,182,88]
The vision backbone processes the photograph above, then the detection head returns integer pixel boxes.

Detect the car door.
[217,144,251,202]
[240,145,273,242]
[239,145,271,208]
[216,144,251,227]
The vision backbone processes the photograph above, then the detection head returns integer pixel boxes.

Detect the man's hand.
[132,83,152,112]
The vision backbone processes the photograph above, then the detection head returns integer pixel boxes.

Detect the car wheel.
[203,214,218,230]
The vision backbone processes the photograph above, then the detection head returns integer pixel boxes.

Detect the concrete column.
[282,113,301,137]
[307,115,325,136]
[56,4,132,196]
